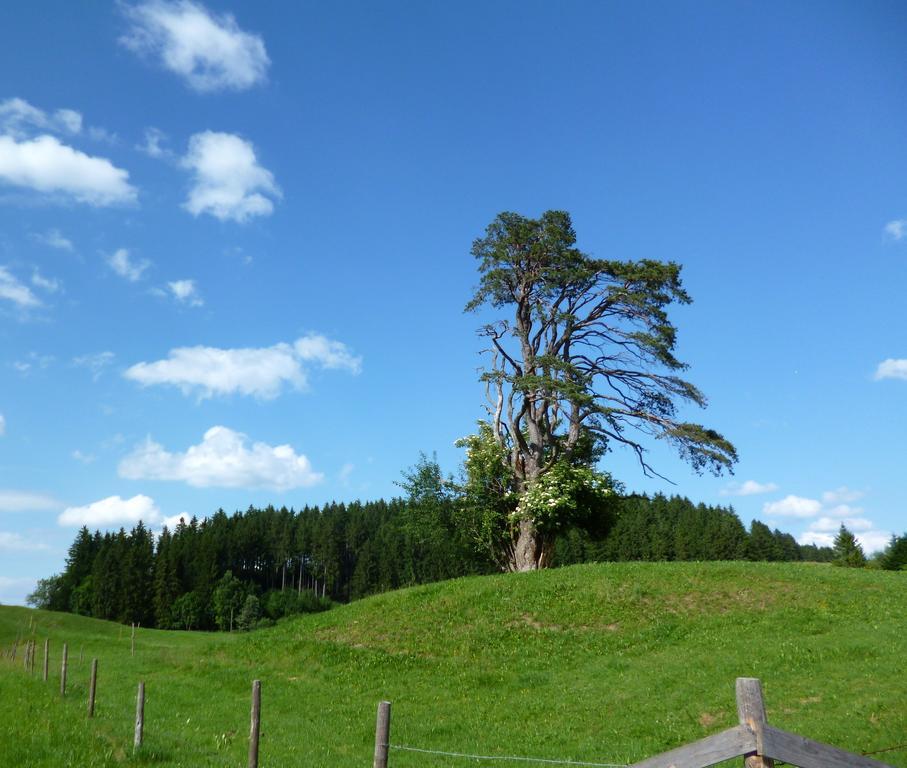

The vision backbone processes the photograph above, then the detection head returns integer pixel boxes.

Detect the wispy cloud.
[137,126,172,159]
[720,479,778,497]
[107,248,150,282]
[0,266,41,308]
[31,268,61,294]
[0,531,49,551]
[72,450,96,465]
[874,358,907,381]
[0,97,82,139]
[31,228,73,251]
[167,279,203,306]
[0,490,61,512]
[119,426,323,490]
[884,219,907,241]
[73,351,115,381]
[120,0,270,92]
[123,333,361,399]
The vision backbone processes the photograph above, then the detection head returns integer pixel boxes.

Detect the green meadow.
[1,562,904,768]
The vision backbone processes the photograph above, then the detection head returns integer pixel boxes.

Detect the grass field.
[1,562,904,768]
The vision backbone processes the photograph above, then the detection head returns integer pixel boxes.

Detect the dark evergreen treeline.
[31,492,839,629]
[552,494,834,565]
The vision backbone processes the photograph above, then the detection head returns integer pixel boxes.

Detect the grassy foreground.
[1,562,905,768]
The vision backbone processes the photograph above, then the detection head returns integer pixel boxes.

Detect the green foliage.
[880,533,907,571]
[212,571,248,631]
[462,210,737,569]
[515,462,615,535]
[25,575,65,610]
[236,594,261,631]
[171,591,204,631]
[833,525,867,568]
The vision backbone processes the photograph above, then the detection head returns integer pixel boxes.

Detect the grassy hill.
[1,562,904,768]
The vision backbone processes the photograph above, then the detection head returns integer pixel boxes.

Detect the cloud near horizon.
[721,479,778,497]
[118,426,323,490]
[58,494,161,527]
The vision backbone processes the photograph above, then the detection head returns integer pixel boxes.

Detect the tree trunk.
[511,519,541,571]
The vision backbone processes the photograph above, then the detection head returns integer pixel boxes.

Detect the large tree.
[461,210,737,571]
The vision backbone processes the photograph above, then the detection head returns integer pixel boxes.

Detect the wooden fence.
[373,678,898,768]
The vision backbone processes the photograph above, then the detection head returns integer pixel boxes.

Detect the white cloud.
[107,248,150,282]
[160,512,191,530]
[32,228,73,251]
[182,131,279,222]
[885,219,907,241]
[0,97,82,139]
[120,0,269,92]
[721,479,778,497]
[123,333,361,399]
[138,126,172,159]
[339,462,354,484]
[0,531,49,551]
[797,528,891,555]
[823,503,865,518]
[0,134,137,206]
[59,494,161,527]
[874,358,907,381]
[295,335,363,374]
[762,494,822,518]
[119,426,323,490]
[0,266,41,308]
[0,490,61,512]
[72,450,96,465]
[168,278,203,306]
[31,268,61,294]
[73,351,115,381]
[821,486,864,505]
[0,413,5,436]
[809,516,873,533]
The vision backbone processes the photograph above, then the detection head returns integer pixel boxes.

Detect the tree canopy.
[461,210,737,570]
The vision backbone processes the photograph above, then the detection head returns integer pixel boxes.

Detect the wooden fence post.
[88,659,98,717]
[736,678,774,768]
[60,643,68,696]
[248,679,262,768]
[23,639,30,672]
[42,639,49,681]
[373,700,391,768]
[134,681,145,750]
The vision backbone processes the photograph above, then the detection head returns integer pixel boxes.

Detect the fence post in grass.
[134,681,145,750]
[23,639,30,671]
[88,659,98,717]
[373,700,391,768]
[43,639,49,681]
[736,677,774,768]
[248,679,261,768]
[60,643,68,696]
[131,623,135,658]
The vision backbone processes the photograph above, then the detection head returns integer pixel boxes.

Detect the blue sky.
[1,1,905,604]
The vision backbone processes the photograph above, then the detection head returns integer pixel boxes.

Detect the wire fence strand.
[388,743,629,767]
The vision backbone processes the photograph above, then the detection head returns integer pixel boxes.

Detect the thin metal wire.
[862,743,907,757]
[388,743,628,767]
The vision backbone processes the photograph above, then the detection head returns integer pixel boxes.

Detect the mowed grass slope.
[1,562,904,768]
